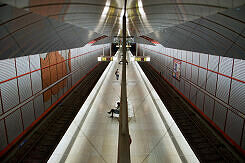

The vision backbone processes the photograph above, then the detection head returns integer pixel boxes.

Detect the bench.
[113,101,134,118]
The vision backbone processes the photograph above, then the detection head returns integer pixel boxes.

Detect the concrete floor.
[48,51,198,163]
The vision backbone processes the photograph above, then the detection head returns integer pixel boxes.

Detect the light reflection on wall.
[94,0,111,34]
[137,0,153,34]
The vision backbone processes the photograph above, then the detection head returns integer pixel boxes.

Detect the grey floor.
[50,52,198,163]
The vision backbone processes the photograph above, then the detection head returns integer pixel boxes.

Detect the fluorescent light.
[102,0,111,16]
[138,0,145,16]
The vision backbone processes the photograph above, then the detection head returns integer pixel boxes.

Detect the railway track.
[139,62,244,162]
[1,62,109,163]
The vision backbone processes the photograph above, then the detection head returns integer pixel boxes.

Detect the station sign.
[97,56,117,61]
[130,56,150,62]
[116,44,131,47]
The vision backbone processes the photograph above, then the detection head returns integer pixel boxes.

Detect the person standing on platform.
[115,69,119,80]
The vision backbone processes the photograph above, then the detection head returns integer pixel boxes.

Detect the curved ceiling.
[2,0,244,36]
[0,0,245,59]
[146,5,245,59]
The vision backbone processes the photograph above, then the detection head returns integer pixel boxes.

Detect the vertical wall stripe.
[139,43,245,153]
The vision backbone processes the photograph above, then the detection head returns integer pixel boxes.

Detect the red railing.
[141,45,245,154]
[144,47,245,84]
[0,45,109,156]
[143,47,245,117]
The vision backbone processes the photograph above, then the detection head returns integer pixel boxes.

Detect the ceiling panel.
[0,2,102,59]
[0,0,244,59]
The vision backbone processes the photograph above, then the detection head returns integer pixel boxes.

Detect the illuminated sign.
[97,56,117,61]
[130,56,150,62]
[116,45,131,47]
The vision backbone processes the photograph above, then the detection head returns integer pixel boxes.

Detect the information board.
[173,59,181,80]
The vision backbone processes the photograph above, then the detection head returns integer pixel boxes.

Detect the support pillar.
[117,0,130,162]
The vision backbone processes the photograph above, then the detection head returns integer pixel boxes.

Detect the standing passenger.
[115,69,119,80]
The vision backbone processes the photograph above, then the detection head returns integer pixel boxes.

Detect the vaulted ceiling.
[0,0,245,59]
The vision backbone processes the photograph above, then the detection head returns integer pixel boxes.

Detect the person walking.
[115,69,119,80]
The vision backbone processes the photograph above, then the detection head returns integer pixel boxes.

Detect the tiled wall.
[138,43,245,152]
[0,43,110,155]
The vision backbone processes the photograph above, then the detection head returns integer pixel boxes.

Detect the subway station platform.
[48,51,199,163]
